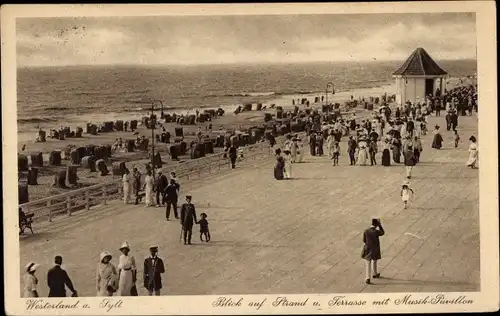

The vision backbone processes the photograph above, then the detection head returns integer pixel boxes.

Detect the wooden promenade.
[19,114,479,296]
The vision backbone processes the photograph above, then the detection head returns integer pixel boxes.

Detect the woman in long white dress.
[466,136,478,169]
[23,262,40,297]
[123,168,131,204]
[290,139,298,163]
[143,170,155,207]
[297,139,304,162]
[357,140,369,166]
[97,251,118,296]
[283,150,292,179]
[117,242,136,296]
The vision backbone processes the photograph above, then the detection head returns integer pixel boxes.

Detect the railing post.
[47,200,52,222]
[85,190,90,210]
[102,184,107,205]
[66,195,72,216]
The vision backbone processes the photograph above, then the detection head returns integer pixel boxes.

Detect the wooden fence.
[20,140,280,224]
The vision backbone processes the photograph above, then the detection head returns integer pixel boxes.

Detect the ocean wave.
[17,117,58,124]
[44,106,68,111]
[203,91,277,98]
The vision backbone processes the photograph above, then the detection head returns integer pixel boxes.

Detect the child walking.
[454,130,461,148]
[332,141,340,166]
[401,183,415,209]
[197,213,211,242]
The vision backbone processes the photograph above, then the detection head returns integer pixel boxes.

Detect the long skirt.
[298,149,304,162]
[274,165,284,180]
[357,149,368,165]
[414,149,421,163]
[432,134,443,149]
[393,147,401,163]
[145,188,154,206]
[309,144,316,156]
[381,149,391,166]
[117,270,134,296]
[123,182,131,204]
[284,162,292,179]
[467,150,478,167]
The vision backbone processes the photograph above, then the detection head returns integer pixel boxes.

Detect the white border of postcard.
[2,2,498,315]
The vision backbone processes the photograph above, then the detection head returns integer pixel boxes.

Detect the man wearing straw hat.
[47,255,77,297]
[143,245,165,296]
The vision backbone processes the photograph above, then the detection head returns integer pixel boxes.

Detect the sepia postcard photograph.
[2,2,498,315]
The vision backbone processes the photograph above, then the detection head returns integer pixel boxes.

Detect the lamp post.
[150,100,164,180]
[325,82,335,112]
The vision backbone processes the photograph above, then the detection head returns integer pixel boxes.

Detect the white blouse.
[118,254,136,271]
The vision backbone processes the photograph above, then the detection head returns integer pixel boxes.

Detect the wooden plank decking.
[19,114,479,297]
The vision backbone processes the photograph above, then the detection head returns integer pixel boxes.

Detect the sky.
[16,13,476,67]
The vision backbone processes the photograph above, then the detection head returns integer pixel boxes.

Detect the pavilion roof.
[393,47,448,76]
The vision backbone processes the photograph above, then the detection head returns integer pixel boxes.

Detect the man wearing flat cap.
[180,195,197,245]
[143,246,165,296]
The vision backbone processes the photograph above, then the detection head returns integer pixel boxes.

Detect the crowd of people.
[274,84,478,182]
[23,84,479,295]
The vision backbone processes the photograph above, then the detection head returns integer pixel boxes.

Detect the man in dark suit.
[361,218,385,284]
[180,195,197,245]
[347,136,357,165]
[228,144,238,169]
[164,179,179,220]
[155,171,168,207]
[47,256,77,297]
[143,246,165,296]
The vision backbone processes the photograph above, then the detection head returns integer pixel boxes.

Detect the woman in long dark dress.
[431,125,443,149]
[381,139,391,166]
[274,149,285,180]
[391,138,402,163]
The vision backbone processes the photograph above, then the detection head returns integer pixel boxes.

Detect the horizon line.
[17,57,477,69]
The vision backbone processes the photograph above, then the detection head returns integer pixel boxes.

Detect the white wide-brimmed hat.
[25,262,40,273]
[119,241,131,251]
[100,251,112,262]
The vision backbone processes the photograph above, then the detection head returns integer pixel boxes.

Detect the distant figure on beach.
[197,213,211,242]
[274,149,285,180]
[290,138,299,163]
[228,144,237,169]
[315,133,324,156]
[361,218,384,284]
[431,125,443,150]
[368,138,378,166]
[123,168,132,204]
[454,130,461,148]
[332,141,340,166]
[357,140,369,166]
[47,256,77,297]
[309,132,316,156]
[347,136,357,165]
[155,171,168,207]
[381,138,391,166]
[403,143,416,179]
[297,138,304,162]
[413,136,423,163]
[143,170,155,207]
[466,136,478,169]
[133,168,142,205]
[284,150,293,178]
[165,179,179,220]
[401,183,414,209]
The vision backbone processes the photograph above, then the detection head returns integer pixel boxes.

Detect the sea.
[16,59,476,141]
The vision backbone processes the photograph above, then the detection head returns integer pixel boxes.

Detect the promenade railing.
[20,140,282,224]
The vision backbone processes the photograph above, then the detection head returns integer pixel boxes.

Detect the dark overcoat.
[361,226,384,260]
[143,257,165,291]
[180,203,197,229]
